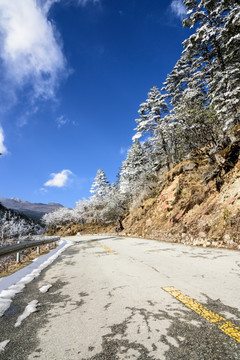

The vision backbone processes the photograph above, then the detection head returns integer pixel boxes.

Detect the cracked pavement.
[0,235,240,359]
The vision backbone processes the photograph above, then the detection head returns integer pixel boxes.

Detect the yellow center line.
[102,245,114,253]
[162,286,240,344]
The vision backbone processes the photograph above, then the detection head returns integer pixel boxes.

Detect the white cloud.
[44,169,73,188]
[40,187,48,193]
[0,127,7,154]
[0,0,100,108]
[40,0,100,11]
[0,0,67,101]
[170,0,186,19]
[56,114,77,128]
[56,114,69,128]
[76,0,100,6]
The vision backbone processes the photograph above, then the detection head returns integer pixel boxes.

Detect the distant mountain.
[0,198,64,222]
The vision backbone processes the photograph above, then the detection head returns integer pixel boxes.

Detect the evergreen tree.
[133,86,171,170]
[90,169,110,199]
[119,141,153,195]
[182,0,240,128]
[133,86,168,141]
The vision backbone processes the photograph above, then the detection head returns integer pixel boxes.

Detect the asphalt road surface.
[1,235,240,360]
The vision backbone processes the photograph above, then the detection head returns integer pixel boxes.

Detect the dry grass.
[0,243,57,278]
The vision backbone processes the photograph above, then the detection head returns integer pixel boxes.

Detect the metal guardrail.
[0,236,60,262]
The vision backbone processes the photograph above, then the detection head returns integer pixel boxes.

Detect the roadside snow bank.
[0,239,72,316]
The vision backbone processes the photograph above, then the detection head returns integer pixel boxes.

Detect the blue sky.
[0,0,190,208]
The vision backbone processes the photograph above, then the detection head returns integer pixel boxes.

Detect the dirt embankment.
[47,223,114,237]
[122,156,240,250]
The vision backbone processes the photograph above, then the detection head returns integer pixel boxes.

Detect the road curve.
[1,235,240,359]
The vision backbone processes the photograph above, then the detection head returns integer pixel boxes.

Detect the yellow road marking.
[163,286,240,344]
[102,245,114,253]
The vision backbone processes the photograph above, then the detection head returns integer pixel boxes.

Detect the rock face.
[0,198,63,222]
[122,128,240,250]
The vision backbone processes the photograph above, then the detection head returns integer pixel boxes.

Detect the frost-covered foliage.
[133,0,240,167]
[186,0,239,125]
[43,172,129,229]
[133,86,171,170]
[119,140,157,196]
[42,207,78,229]
[173,0,240,127]
[90,169,110,198]
[133,86,168,142]
[0,203,43,247]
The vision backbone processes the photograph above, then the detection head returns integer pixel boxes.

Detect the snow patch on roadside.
[0,239,72,316]
[0,340,10,352]
[39,284,52,293]
[15,300,39,327]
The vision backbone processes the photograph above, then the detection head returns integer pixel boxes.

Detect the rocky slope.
[122,126,240,249]
[122,157,239,249]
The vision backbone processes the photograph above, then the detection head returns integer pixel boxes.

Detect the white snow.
[0,239,72,317]
[15,300,39,327]
[39,284,52,293]
[0,340,10,352]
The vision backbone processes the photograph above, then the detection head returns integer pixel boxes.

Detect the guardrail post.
[16,241,20,263]
[37,246,40,255]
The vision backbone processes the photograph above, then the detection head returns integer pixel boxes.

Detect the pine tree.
[119,141,153,195]
[161,0,240,166]
[182,0,240,128]
[133,86,171,170]
[133,86,168,140]
[90,169,110,199]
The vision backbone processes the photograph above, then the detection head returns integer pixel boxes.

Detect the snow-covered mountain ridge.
[0,198,63,221]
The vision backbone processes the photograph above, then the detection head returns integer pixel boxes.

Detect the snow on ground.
[0,239,72,317]
[15,300,39,327]
[39,284,52,293]
[0,340,10,352]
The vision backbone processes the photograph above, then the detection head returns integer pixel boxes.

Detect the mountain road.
[1,235,240,359]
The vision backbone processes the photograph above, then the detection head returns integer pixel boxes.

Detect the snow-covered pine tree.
[100,183,129,223]
[90,169,110,199]
[162,0,239,164]
[182,0,240,129]
[119,140,154,196]
[133,86,171,170]
[215,1,240,127]
[133,86,168,140]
